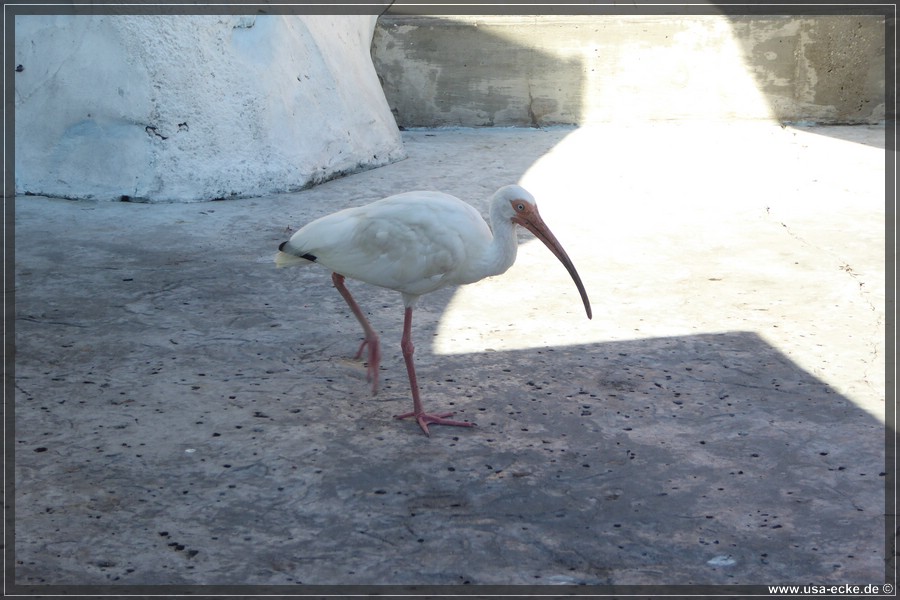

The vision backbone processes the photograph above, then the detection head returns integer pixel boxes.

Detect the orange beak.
[513,206,593,320]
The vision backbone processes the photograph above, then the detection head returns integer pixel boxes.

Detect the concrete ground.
[13,123,887,589]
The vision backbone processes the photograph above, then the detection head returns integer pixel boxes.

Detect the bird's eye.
[516,203,525,211]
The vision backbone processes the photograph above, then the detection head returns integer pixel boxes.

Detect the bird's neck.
[482,206,519,278]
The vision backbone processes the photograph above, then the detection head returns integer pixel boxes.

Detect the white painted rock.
[14,15,405,202]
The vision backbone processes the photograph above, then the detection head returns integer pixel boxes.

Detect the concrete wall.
[15,15,405,202]
[372,15,885,126]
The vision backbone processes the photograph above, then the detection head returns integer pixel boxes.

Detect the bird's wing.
[287,193,492,296]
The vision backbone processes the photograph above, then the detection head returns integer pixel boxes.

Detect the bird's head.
[492,184,537,225]
[492,185,593,320]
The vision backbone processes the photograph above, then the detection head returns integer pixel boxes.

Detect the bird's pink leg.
[331,272,380,394]
[393,306,475,436]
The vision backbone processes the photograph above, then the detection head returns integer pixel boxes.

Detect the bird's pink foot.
[354,337,381,395]
[394,411,475,436]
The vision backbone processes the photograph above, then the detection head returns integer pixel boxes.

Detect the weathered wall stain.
[373,15,885,126]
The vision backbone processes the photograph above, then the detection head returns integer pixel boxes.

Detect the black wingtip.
[278,241,318,262]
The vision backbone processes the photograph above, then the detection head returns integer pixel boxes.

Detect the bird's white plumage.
[281,191,502,297]
[275,184,591,435]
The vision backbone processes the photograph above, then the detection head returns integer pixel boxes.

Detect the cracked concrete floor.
[12,123,888,589]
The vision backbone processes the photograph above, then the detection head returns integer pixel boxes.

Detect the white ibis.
[275,184,592,435]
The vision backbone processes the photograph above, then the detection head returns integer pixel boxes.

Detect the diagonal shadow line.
[289,329,888,585]
[13,309,887,585]
[10,131,888,588]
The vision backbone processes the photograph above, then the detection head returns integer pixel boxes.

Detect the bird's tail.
[274,241,317,269]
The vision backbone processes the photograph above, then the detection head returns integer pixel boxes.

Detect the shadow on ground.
[14,235,884,586]
[11,124,887,590]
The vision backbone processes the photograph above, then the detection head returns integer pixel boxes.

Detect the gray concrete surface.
[373,15,885,126]
[13,123,887,588]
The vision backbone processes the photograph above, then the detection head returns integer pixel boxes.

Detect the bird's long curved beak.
[514,209,593,320]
